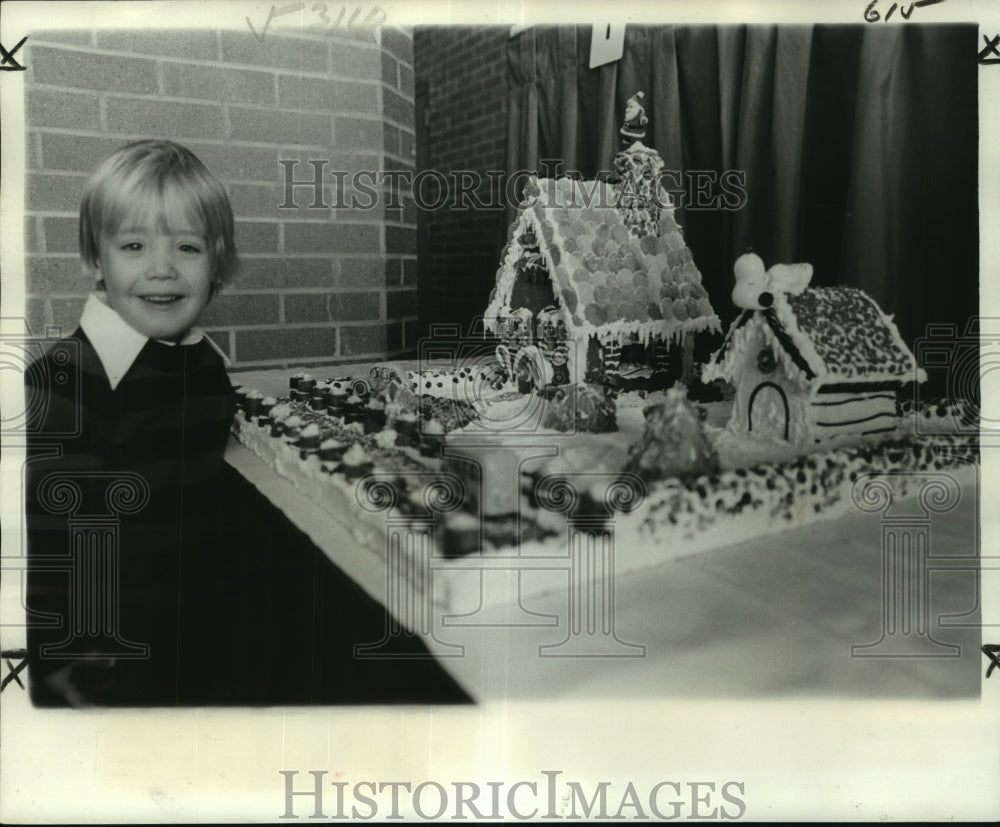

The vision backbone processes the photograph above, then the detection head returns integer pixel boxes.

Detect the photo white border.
[1,0,998,821]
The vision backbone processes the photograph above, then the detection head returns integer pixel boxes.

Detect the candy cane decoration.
[514,346,533,385]
[514,345,553,391]
[351,378,371,398]
[539,357,554,388]
[496,344,515,385]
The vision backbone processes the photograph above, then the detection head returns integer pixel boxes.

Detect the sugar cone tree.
[626,383,719,483]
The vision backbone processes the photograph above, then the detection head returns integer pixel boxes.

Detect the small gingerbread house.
[702,286,926,445]
[484,94,720,392]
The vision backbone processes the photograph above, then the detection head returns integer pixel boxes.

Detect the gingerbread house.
[702,284,927,445]
[484,94,720,393]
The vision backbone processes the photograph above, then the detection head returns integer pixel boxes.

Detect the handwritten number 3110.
[310,3,386,31]
[247,3,387,42]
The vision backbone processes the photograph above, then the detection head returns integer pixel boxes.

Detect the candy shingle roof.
[704,286,926,389]
[484,177,720,344]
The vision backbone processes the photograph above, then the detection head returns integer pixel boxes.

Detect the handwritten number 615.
[865,1,915,22]
[864,0,946,23]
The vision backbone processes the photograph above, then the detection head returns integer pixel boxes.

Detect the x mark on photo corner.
[1,649,29,692]
[979,32,1000,64]
[0,36,28,71]
[983,644,1000,679]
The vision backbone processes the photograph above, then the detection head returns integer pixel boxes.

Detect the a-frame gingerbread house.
[484,93,720,392]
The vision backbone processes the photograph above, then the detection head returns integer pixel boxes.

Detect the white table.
[226,368,984,701]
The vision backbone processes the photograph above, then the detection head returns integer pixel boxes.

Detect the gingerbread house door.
[747,381,791,441]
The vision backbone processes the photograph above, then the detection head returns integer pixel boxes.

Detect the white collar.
[79,293,229,390]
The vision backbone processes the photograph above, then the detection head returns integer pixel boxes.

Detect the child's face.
[95,203,213,341]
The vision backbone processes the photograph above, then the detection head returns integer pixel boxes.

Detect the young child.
[26,139,472,708]
[25,140,239,706]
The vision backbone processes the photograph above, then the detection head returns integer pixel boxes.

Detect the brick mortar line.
[278,218,408,227]
[25,253,411,262]
[34,288,392,296]
[222,99,234,144]
[28,282,403,293]
[228,354,393,369]
[34,122,357,143]
[27,29,377,45]
[23,211,398,229]
[381,85,416,104]
[29,128,366,154]
[198,321,403,331]
[26,138,360,158]
[25,171,338,190]
[240,253,403,259]
[377,116,416,134]
[30,126,410,151]
[385,121,417,136]
[26,78,383,108]
[32,131,44,168]
[240,289,389,295]
[26,39,384,65]
[381,150,417,165]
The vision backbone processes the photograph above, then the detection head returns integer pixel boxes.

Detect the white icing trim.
[702,315,758,383]
[483,211,531,329]
[758,321,813,391]
[769,292,827,384]
[864,294,928,384]
[487,175,720,352]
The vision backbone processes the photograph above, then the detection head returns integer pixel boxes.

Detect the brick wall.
[22,26,415,368]
[412,26,509,335]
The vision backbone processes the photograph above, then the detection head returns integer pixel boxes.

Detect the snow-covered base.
[232,394,979,615]
[234,416,390,560]
[485,431,978,605]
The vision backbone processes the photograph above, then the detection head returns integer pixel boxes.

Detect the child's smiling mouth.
[140,295,184,305]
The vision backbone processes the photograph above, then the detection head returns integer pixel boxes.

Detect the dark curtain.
[505,24,978,379]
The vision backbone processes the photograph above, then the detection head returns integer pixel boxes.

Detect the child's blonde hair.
[79,139,239,289]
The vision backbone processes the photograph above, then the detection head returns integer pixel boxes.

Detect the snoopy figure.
[731,251,813,310]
